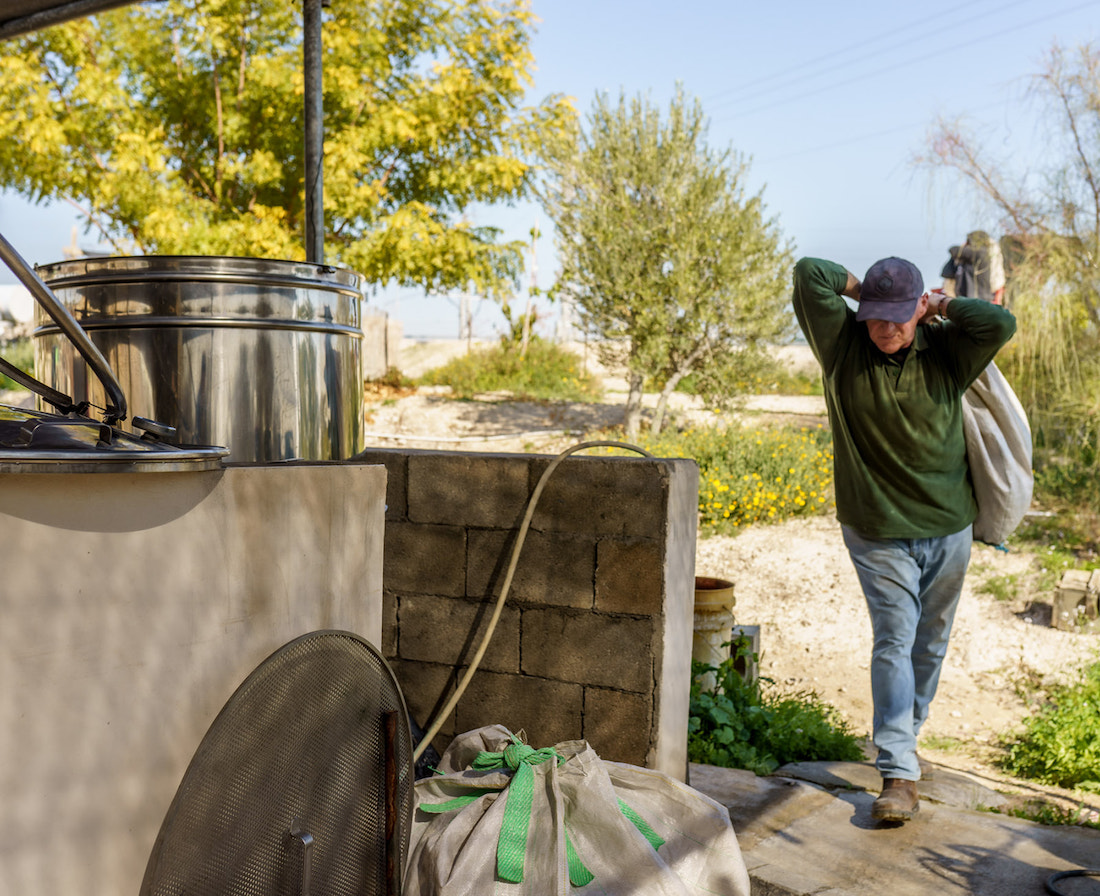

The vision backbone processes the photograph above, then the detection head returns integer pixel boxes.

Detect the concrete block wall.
[362,310,403,380]
[355,447,699,780]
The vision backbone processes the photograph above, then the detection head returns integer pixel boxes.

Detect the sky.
[2,0,1099,337]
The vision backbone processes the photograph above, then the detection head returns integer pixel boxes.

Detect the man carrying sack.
[791,256,1016,822]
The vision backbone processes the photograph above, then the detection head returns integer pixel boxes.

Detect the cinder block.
[389,658,460,756]
[397,592,520,673]
[381,589,398,659]
[408,452,532,528]
[454,671,583,748]
[354,449,407,520]
[522,609,653,692]
[596,538,663,615]
[730,624,761,686]
[385,521,466,597]
[1052,569,1100,633]
[528,455,669,537]
[467,528,595,608]
[583,687,651,766]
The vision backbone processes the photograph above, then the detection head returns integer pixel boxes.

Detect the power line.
[708,0,1100,123]
[704,0,1035,111]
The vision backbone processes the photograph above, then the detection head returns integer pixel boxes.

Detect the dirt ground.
[375,339,1100,814]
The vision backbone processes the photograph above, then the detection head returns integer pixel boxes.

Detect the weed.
[689,639,865,775]
[999,658,1100,790]
[978,573,1021,602]
[991,800,1100,829]
[675,363,822,398]
[620,422,835,534]
[419,338,600,402]
[918,734,968,752]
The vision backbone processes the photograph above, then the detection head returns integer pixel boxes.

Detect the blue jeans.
[841,524,972,781]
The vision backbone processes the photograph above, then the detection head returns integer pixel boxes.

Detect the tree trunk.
[623,372,645,441]
[651,373,685,435]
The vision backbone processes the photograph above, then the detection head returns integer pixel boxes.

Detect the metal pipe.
[0,230,127,422]
[303,0,324,264]
[0,0,137,41]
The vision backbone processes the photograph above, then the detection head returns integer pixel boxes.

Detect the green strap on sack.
[418,737,665,887]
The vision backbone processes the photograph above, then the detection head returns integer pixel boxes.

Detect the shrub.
[0,338,34,391]
[632,422,835,533]
[1000,659,1100,791]
[419,338,600,402]
[689,640,865,775]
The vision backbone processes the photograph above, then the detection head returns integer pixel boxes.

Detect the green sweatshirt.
[792,256,1017,539]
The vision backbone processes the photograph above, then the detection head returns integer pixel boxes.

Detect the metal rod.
[0,230,127,422]
[384,710,400,896]
[303,0,324,264]
[0,0,136,41]
[287,818,314,896]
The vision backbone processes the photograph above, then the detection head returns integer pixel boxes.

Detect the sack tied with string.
[404,725,750,896]
[961,360,1033,547]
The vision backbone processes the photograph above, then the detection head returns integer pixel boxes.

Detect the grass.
[689,639,865,776]
[675,363,823,398]
[976,572,1021,602]
[418,337,600,402]
[918,733,969,753]
[992,800,1100,829]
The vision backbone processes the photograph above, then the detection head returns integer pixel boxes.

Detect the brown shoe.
[871,778,920,822]
[917,754,935,780]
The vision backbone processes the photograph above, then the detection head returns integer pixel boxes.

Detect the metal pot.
[35,255,365,464]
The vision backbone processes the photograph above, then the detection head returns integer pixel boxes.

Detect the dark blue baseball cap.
[856,257,924,323]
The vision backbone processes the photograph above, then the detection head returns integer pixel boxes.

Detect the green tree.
[0,0,574,297]
[920,43,1100,491]
[541,87,794,438]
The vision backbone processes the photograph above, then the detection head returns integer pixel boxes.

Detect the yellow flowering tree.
[0,0,574,296]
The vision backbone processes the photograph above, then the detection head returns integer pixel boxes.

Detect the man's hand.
[841,271,861,301]
[920,290,950,323]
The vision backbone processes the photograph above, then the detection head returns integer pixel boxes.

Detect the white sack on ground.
[405,725,750,896]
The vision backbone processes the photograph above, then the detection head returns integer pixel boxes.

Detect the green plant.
[978,573,1021,602]
[992,800,1100,829]
[617,422,834,534]
[918,734,968,752]
[673,358,822,398]
[542,87,794,438]
[0,338,33,391]
[369,366,415,390]
[688,639,865,775]
[418,338,600,402]
[999,658,1100,790]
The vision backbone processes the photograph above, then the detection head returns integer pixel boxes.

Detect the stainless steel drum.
[34,256,364,463]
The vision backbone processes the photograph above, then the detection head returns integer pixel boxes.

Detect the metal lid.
[0,404,229,473]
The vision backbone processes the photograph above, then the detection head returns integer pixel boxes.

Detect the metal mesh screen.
[140,630,414,896]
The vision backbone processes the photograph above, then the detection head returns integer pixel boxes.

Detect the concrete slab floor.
[690,760,1100,896]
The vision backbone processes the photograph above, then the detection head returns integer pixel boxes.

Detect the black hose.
[1046,868,1100,895]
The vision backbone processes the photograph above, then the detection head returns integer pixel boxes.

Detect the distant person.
[951,231,1004,304]
[792,255,1016,823]
[940,245,961,297]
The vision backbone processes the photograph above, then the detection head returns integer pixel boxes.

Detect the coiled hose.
[412,439,653,762]
[1047,868,1100,895]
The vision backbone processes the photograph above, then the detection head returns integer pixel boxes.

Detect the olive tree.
[541,87,794,438]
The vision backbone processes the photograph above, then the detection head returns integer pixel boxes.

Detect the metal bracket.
[286,818,314,896]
